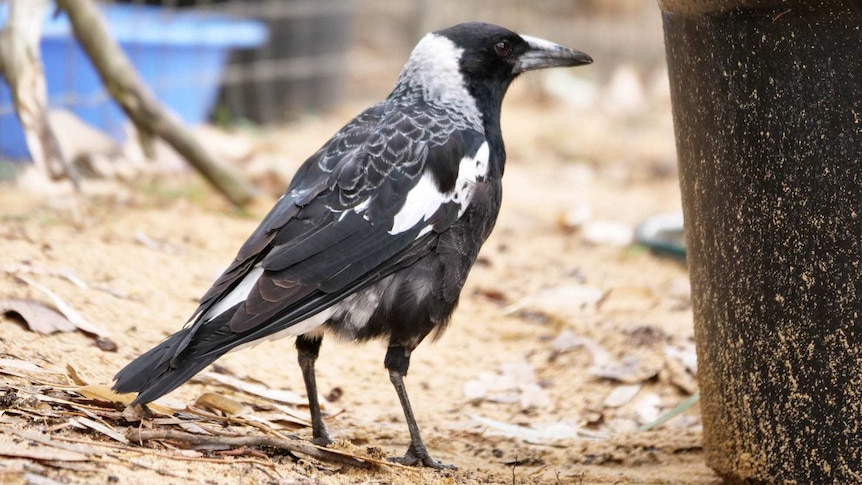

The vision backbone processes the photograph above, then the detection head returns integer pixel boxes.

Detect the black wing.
[114,102,488,403]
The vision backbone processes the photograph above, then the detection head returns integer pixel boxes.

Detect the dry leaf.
[665,342,698,374]
[0,299,76,334]
[122,404,151,422]
[551,330,611,366]
[272,401,318,423]
[469,415,590,445]
[519,383,551,409]
[4,427,101,456]
[194,392,249,417]
[581,220,634,246]
[505,285,605,318]
[199,371,306,406]
[178,422,213,435]
[0,358,69,386]
[0,358,57,374]
[556,204,592,231]
[2,263,89,289]
[250,411,310,428]
[77,384,176,416]
[14,275,111,338]
[0,460,26,475]
[633,393,662,425]
[598,286,659,313]
[134,230,183,254]
[589,354,662,384]
[65,364,89,386]
[23,473,68,485]
[663,348,698,395]
[71,416,128,444]
[0,442,88,462]
[603,384,642,408]
[463,362,550,410]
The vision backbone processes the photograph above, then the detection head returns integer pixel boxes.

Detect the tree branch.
[126,428,373,469]
[0,0,78,186]
[55,0,260,207]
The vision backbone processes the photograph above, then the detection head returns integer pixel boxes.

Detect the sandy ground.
[0,88,720,484]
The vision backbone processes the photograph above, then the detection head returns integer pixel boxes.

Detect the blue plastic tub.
[0,3,267,160]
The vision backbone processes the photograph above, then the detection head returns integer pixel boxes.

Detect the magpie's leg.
[384,345,455,469]
[296,334,332,446]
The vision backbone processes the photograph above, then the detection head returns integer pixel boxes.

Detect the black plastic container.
[659,0,862,482]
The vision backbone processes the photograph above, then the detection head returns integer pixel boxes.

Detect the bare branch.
[0,0,78,186]
[126,428,374,469]
[54,0,260,207]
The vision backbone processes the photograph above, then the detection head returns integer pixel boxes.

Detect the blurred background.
[0,0,673,182]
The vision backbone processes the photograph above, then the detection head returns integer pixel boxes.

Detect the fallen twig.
[54,0,259,207]
[0,0,77,185]
[126,428,373,469]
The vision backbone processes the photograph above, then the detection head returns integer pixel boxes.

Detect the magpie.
[113,22,591,468]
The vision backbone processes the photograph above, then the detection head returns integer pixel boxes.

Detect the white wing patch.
[389,172,444,234]
[228,311,332,355]
[389,141,490,236]
[205,261,333,355]
[205,265,265,320]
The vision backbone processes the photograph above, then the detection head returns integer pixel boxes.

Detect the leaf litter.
[462,320,701,449]
[0,359,388,476]
[1,268,117,350]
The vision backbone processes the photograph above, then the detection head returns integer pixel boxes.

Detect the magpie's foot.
[311,436,333,447]
[387,444,455,469]
[311,430,333,447]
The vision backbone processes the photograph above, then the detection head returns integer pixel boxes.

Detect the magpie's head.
[438,22,592,81]
[393,22,591,123]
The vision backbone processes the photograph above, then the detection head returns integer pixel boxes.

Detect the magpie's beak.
[513,35,593,74]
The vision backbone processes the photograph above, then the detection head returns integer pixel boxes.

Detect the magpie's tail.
[112,325,227,406]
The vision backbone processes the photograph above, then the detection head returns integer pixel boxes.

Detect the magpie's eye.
[494,40,513,57]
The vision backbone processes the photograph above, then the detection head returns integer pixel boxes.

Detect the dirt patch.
[0,96,719,484]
